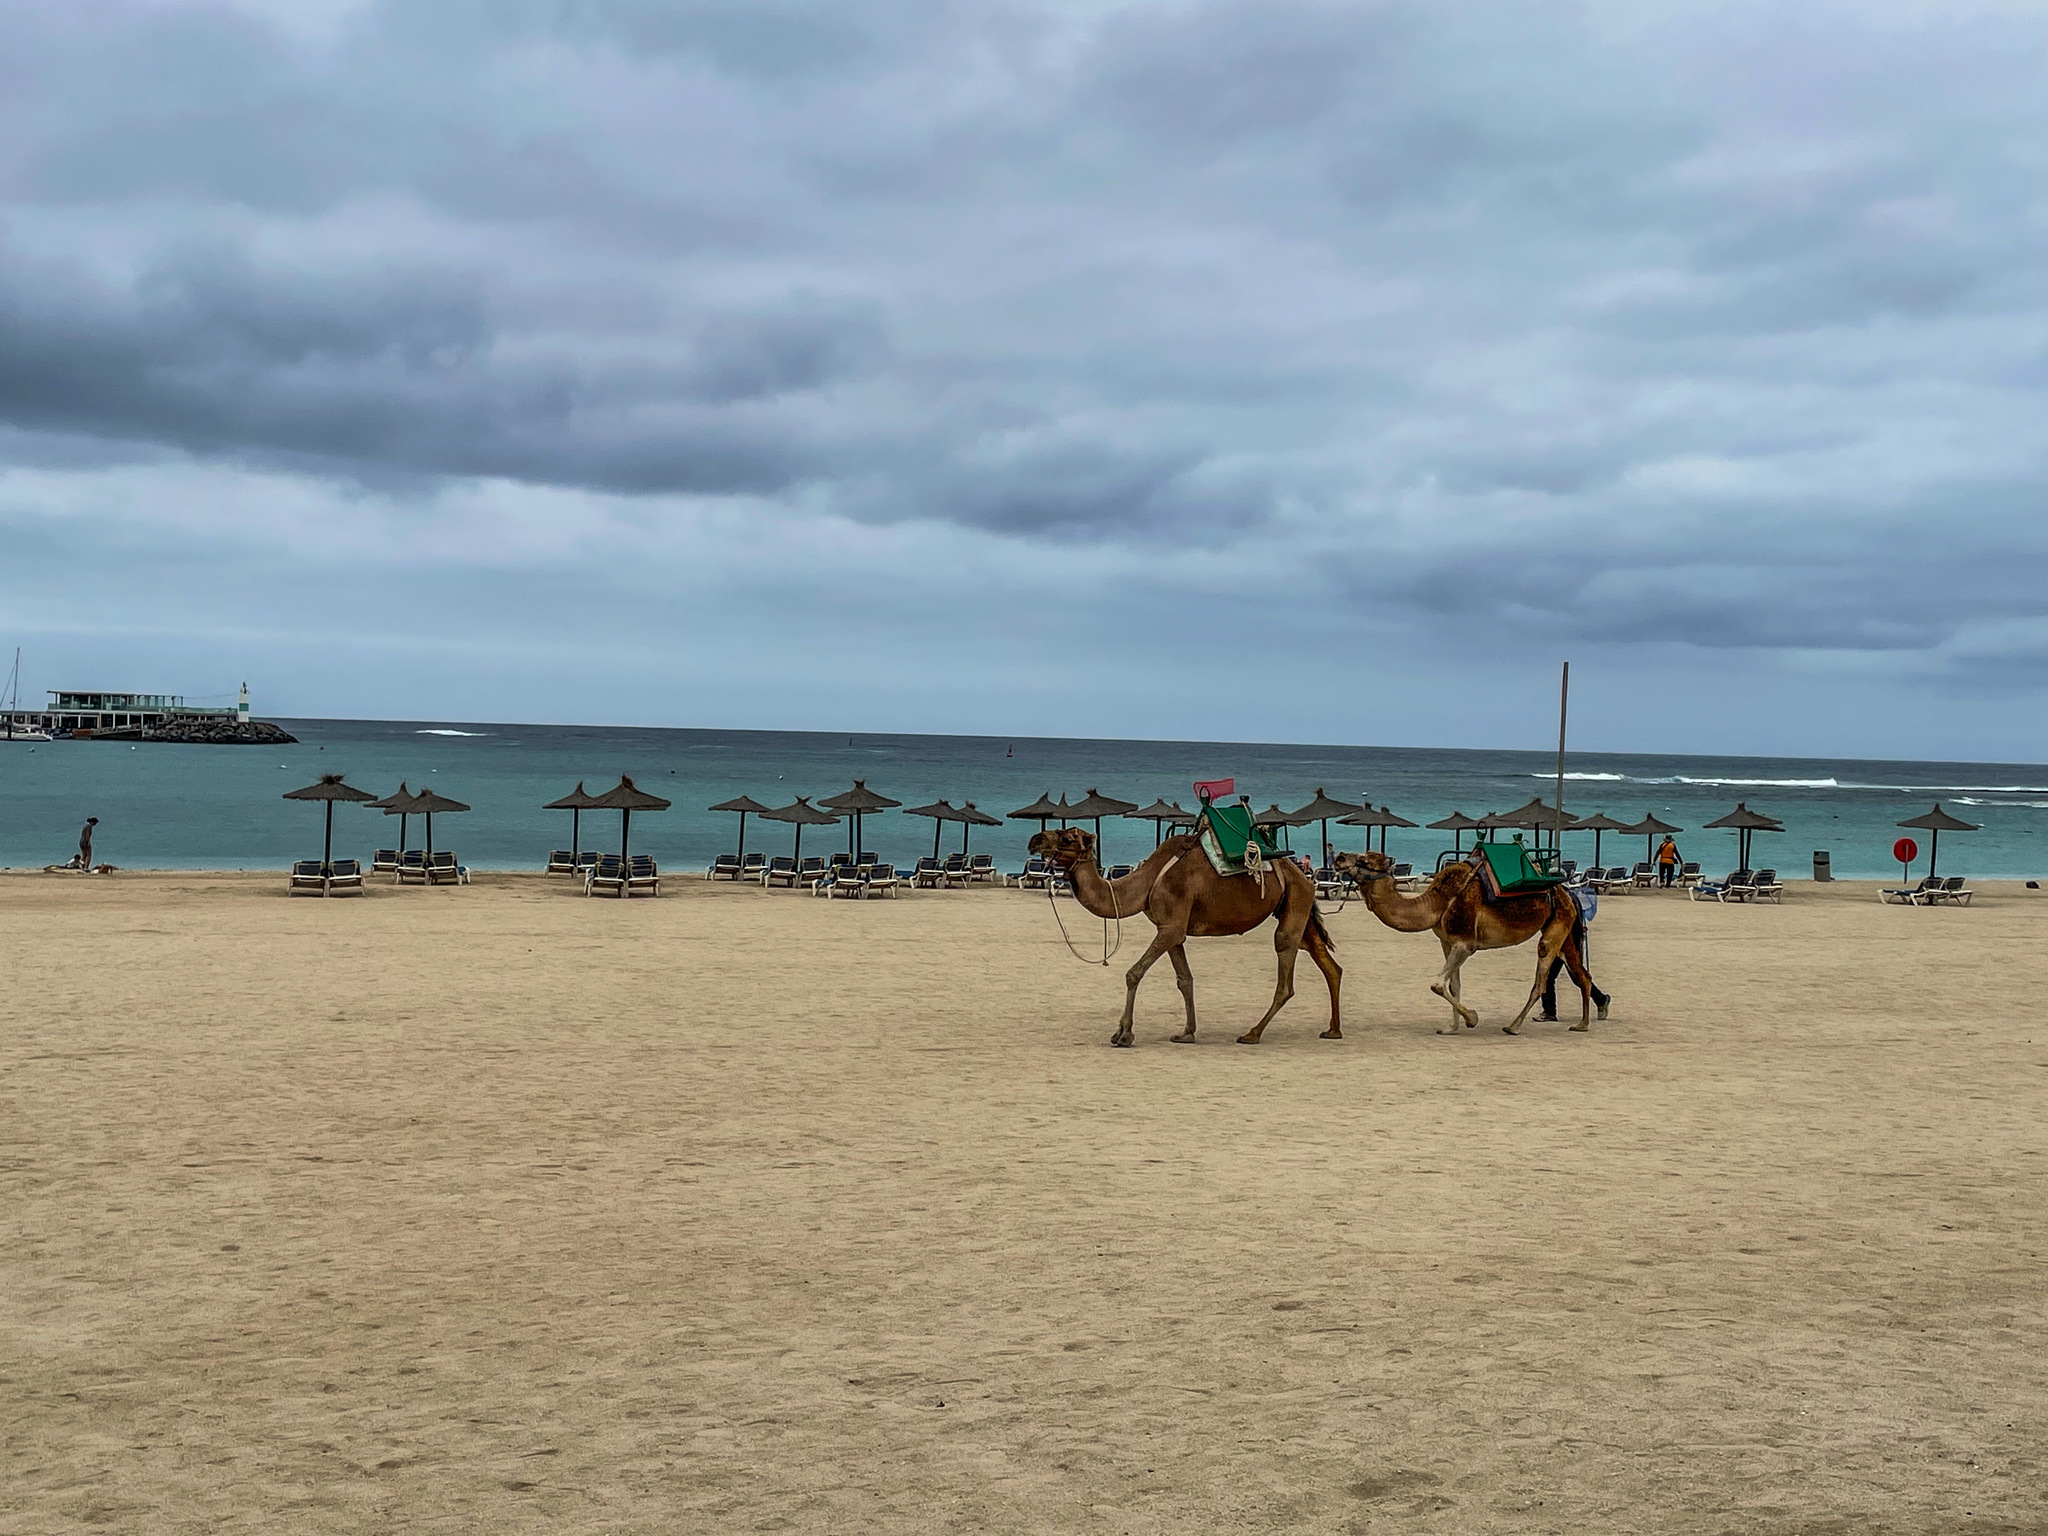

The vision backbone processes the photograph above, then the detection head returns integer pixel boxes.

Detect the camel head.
[1333,849,1395,883]
[1028,826,1097,869]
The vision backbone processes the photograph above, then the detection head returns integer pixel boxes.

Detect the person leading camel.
[1332,848,1608,1033]
[1027,826,1340,1048]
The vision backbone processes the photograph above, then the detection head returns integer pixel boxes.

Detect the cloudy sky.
[2,0,2041,760]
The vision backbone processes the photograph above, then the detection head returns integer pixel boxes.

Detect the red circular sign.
[1893,837,1918,864]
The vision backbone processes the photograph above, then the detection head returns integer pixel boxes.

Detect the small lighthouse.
[238,682,250,724]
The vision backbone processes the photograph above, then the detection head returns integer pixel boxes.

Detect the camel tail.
[1307,902,1336,954]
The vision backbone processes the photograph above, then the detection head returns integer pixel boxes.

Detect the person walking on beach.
[1539,881,1610,1022]
[75,816,99,870]
[1656,836,1681,888]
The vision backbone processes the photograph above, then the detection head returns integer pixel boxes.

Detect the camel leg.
[1166,943,1199,1042]
[1113,929,1179,1048]
[1431,939,1480,1032]
[1237,941,1301,1045]
[1504,923,1571,1034]
[1304,923,1343,1039]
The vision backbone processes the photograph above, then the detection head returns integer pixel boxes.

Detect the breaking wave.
[1530,772,2048,794]
[416,729,490,737]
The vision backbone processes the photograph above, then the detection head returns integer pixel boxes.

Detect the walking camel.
[1028,827,1341,1047]
[1332,849,1609,1034]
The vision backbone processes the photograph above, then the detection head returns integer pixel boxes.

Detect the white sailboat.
[3,649,55,742]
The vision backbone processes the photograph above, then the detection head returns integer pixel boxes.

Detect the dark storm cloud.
[0,0,2041,748]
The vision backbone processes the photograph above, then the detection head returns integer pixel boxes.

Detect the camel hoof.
[1170,1032,1197,1044]
[1569,1022,1590,1032]
[1502,1025,1521,1035]
[1110,1035,1133,1048]
[1235,1034,1262,1046]
[1320,1028,1342,1039]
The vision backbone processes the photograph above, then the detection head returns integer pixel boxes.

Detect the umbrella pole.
[963,822,972,855]
[426,811,434,860]
[739,812,747,865]
[932,819,943,861]
[1930,828,1940,878]
[571,808,578,855]
[323,802,334,873]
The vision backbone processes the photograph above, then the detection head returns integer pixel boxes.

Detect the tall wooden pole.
[1553,661,1570,855]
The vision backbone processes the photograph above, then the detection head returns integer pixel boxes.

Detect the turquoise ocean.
[2,719,2043,880]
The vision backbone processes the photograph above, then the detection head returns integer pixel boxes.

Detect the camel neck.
[1063,838,1185,920]
[1360,873,1446,932]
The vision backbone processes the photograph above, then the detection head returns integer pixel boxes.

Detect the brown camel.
[1027,827,1341,1047]
[1332,849,1608,1034]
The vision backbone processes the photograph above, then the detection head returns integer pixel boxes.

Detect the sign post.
[1892,836,1918,884]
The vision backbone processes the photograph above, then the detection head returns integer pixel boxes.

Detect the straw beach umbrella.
[760,796,839,867]
[1622,813,1683,866]
[902,798,963,862]
[369,781,414,854]
[1569,811,1633,868]
[405,787,470,860]
[1703,803,1783,871]
[1067,788,1139,846]
[707,794,775,863]
[819,780,900,859]
[1291,788,1363,864]
[957,802,1002,855]
[282,773,377,873]
[1897,804,1979,876]
[1340,804,1398,853]
[543,781,602,856]
[590,776,671,861]
[1008,792,1066,832]
[1427,810,1483,853]
[1124,798,1191,848]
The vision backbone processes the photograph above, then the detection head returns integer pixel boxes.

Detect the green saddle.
[1471,838,1565,897]
[1196,799,1282,877]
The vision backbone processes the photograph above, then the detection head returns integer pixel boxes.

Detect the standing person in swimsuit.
[77,816,99,869]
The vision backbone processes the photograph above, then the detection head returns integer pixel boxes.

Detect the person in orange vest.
[1655,835,1681,887]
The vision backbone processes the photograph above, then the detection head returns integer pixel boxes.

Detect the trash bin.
[1813,850,1832,882]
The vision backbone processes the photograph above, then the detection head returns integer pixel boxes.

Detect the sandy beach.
[3,870,2043,1534]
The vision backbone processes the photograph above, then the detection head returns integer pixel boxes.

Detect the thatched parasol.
[956,801,1002,855]
[902,798,964,862]
[819,780,900,859]
[405,787,470,859]
[1703,802,1783,871]
[283,773,377,872]
[1897,803,1979,876]
[1291,788,1363,863]
[1124,797,1192,848]
[1428,809,1483,853]
[543,781,603,856]
[1067,788,1139,846]
[369,781,415,855]
[1340,804,1399,853]
[1620,812,1683,864]
[759,796,839,867]
[708,794,776,864]
[1569,810,1633,867]
[1252,803,1307,852]
[590,775,671,861]
[1008,792,1066,831]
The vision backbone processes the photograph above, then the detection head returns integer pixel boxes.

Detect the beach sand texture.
[4,872,2043,1534]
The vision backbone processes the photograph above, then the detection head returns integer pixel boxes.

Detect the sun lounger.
[586,854,627,897]
[395,848,429,885]
[826,864,867,898]
[372,849,400,874]
[1749,868,1783,903]
[911,857,945,889]
[864,862,901,898]
[1315,866,1352,900]
[544,849,577,875]
[426,850,468,885]
[706,853,742,881]
[1694,870,1755,903]
[968,853,1000,885]
[626,855,660,897]
[1631,862,1655,888]
[938,852,971,888]
[1879,875,1944,905]
[740,852,766,879]
[1917,876,1973,906]
[1677,862,1702,888]
[1015,856,1052,890]
[288,859,329,896]
[759,855,798,886]
[1593,867,1633,894]
[326,858,365,896]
